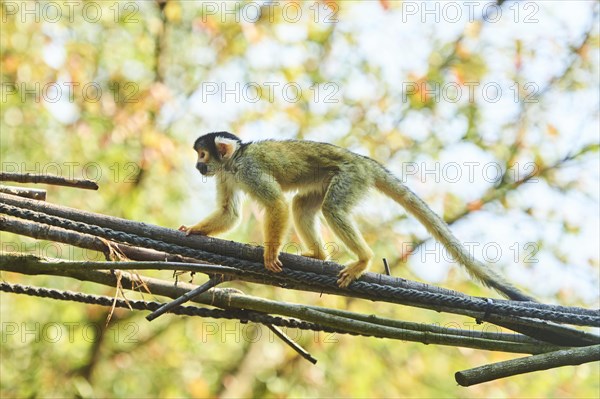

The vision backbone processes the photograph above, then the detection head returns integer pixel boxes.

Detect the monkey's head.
[193,131,242,176]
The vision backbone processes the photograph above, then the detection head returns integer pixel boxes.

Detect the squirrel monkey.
[179,132,533,301]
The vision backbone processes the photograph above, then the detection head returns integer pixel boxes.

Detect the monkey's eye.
[199,151,206,160]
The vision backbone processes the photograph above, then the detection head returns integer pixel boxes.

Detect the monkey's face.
[193,133,242,177]
[195,147,218,176]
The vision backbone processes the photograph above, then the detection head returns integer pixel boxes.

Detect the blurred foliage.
[1,1,599,397]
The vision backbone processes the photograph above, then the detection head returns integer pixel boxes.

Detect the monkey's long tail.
[374,167,536,302]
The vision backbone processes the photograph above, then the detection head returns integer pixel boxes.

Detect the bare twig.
[0,172,99,190]
[0,185,46,200]
[382,258,391,276]
[455,344,600,386]
[266,325,318,365]
[146,275,225,321]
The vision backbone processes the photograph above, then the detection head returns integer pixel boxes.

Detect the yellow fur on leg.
[262,198,289,273]
[292,191,326,261]
[301,249,327,260]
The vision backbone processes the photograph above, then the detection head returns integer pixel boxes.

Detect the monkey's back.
[237,139,376,192]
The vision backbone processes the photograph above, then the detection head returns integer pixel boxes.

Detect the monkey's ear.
[214,136,240,160]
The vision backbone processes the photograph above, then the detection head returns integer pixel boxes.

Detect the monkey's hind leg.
[322,175,374,288]
[262,197,289,273]
[292,190,326,260]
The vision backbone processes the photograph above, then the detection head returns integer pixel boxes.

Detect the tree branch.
[456,344,600,386]
[2,195,599,347]
[0,254,560,354]
[0,185,46,200]
[0,172,99,190]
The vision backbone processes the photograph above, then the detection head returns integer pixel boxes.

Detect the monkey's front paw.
[264,257,283,273]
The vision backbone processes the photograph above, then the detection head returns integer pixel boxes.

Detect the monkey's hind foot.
[337,260,369,288]
[264,257,283,273]
[264,248,283,273]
